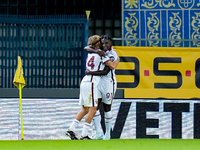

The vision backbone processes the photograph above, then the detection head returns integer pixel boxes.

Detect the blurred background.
[1,0,200,140]
[0,0,121,46]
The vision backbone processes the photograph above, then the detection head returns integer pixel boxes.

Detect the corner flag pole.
[19,83,24,140]
[13,56,26,140]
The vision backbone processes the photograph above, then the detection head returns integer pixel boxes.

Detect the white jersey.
[97,47,118,105]
[81,53,106,84]
[102,47,118,82]
[79,52,110,107]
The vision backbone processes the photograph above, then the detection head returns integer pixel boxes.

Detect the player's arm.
[84,46,105,57]
[105,56,120,70]
[85,66,110,76]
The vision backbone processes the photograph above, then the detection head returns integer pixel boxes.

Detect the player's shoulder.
[109,48,118,58]
[109,47,117,55]
[88,52,101,57]
[112,48,118,53]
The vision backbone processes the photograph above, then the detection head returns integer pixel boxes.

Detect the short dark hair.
[100,35,112,42]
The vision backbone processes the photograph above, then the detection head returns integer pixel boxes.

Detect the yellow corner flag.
[13,56,25,89]
[85,10,91,22]
[13,56,25,140]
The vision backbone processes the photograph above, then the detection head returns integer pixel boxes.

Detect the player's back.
[82,53,105,83]
[86,53,104,71]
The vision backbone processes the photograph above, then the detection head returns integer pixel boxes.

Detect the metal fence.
[0,14,88,88]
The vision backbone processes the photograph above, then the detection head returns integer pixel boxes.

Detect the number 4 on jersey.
[87,56,95,70]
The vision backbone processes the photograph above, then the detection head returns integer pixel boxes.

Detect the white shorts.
[97,79,117,105]
[79,81,98,107]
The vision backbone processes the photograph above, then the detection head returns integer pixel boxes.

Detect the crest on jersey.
[110,56,115,62]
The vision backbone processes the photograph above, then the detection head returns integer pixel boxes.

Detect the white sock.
[105,111,112,135]
[68,119,79,131]
[81,122,91,137]
[93,110,101,134]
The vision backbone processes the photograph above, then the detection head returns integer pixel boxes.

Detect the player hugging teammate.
[66,35,120,140]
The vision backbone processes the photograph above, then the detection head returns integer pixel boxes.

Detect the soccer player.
[84,35,120,140]
[66,35,119,140]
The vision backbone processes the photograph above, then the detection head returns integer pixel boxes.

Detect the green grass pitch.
[1,139,200,150]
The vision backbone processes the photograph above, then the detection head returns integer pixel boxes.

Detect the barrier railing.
[0,14,88,88]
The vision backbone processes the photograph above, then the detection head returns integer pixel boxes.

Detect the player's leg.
[80,106,97,139]
[66,106,89,140]
[66,81,89,140]
[68,106,89,131]
[92,83,104,139]
[92,98,103,139]
[80,82,99,139]
[101,79,117,140]
[103,103,112,140]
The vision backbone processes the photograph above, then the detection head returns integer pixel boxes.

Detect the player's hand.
[85,69,90,75]
[97,50,106,57]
